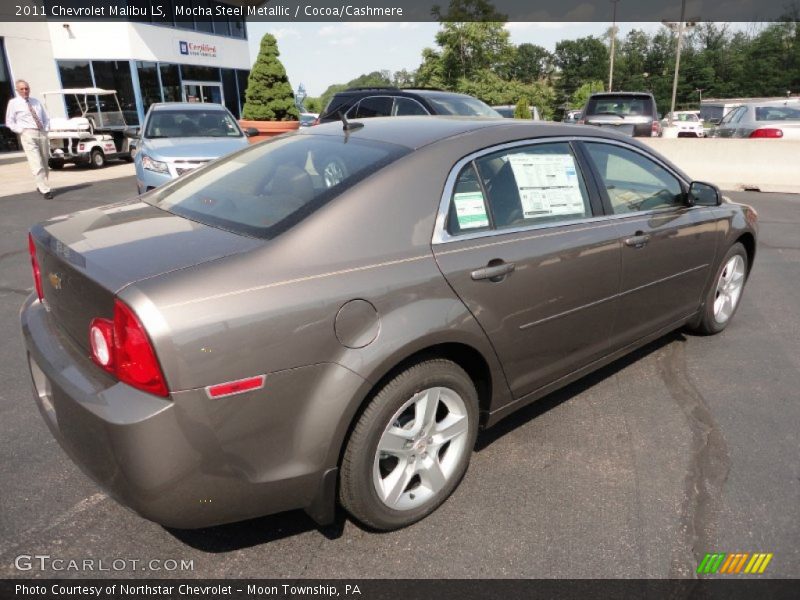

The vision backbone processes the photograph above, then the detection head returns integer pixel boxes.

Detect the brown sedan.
[22,118,757,531]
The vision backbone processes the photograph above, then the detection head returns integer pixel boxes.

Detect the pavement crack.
[0,249,26,262]
[657,340,730,578]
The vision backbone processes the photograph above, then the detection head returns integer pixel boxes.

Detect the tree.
[242,34,298,121]
[554,36,610,98]
[570,80,605,109]
[508,43,554,83]
[514,98,532,119]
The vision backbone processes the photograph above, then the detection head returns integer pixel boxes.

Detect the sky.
[246,21,670,98]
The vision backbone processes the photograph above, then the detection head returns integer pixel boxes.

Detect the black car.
[581,92,662,137]
[319,87,501,122]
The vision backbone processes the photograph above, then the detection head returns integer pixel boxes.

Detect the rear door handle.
[471,261,515,281]
[623,232,650,249]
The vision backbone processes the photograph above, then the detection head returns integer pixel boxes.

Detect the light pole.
[662,0,697,126]
[608,0,620,92]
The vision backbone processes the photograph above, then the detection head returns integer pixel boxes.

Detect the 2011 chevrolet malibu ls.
[22,117,757,531]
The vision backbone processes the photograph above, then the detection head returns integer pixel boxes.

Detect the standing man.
[5,79,53,199]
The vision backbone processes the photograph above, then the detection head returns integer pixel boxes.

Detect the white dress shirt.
[5,95,50,134]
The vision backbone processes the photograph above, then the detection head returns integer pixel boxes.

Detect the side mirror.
[244,127,259,137]
[688,181,721,207]
[709,118,721,125]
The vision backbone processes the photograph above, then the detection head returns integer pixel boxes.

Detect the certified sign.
[177,40,217,59]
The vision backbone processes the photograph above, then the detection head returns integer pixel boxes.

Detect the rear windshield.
[145,110,242,138]
[755,106,800,121]
[146,134,410,239]
[585,95,653,117]
[425,95,501,117]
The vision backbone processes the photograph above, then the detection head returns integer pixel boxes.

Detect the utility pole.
[667,0,686,126]
[608,0,619,92]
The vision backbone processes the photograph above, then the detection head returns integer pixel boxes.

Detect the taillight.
[652,121,662,137]
[311,117,320,126]
[88,299,169,397]
[577,119,585,125]
[750,128,783,138]
[28,233,43,302]
[89,318,114,372]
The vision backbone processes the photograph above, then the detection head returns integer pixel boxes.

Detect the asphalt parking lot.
[0,173,797,579]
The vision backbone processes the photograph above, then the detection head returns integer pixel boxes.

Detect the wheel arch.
[735,232,756,276]
[332,341,496,470]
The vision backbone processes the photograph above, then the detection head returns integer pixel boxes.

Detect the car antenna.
[340,111,363,132]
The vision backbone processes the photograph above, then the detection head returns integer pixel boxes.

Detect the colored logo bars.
[697,552,773,575]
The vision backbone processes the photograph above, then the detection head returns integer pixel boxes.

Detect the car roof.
[149,102,228,111]
[589,92,654,97]
[335,88,477,100]
[301,116,648,150]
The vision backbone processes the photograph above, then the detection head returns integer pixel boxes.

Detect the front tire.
[689,242,748,335]
[340,359,479,531]
[90,149,105,169]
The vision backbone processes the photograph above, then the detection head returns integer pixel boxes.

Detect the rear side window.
[425,95,501,117]
[393,97,429,116]
[585,96,653,117]
[148,135,409,239]
[447,142,592,235]
[351,97,393,119]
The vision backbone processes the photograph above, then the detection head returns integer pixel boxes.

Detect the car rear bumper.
[20,295,365,528]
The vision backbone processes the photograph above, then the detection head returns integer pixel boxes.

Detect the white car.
[662,111,705,137]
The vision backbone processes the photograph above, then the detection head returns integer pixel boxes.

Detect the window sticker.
[508,153,586,219]
[453,191,489,229]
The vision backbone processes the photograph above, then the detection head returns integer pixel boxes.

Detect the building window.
[137,61,162,116]
[212,2,231,36]
[236,69,249,113]
[56,61,94,117]
[160,63,181,102]
[194,0,214,33]
[0,37,20,152]
[230,16,246,39]
[221,68,239,118]
[181,64,221,82]
[91,61,139,125]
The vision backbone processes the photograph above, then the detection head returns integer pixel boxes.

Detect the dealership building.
[0,2,253,151]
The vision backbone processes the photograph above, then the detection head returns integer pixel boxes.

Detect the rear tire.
[48,158,64,170]
[90,149,105,169]
[688,242,748,335]
[340,359,479,531]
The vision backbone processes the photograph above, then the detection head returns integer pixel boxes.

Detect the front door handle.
[471,261,515,282]
[623,232,651,249]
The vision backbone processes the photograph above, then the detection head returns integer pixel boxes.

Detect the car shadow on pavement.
[166,332,687,552]
[475,331,685,451]
[165,507,348,552]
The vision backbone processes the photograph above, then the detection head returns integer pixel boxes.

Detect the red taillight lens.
[88,299,168,397]
[28,233,43,302]
[750,128,783,138]
[112,299,168,397]
[577,119,585,125]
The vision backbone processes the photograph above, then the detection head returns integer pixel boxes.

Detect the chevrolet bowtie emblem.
[48,273,62,290]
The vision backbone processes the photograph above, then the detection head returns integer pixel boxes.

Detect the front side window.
[447,142,592,235]
[147,135,409,239]
[585,143,684,214]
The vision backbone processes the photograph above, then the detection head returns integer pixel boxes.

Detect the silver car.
[134,103,253,193]
[710,100,800,139]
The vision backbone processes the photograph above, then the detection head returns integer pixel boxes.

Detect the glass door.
[182,81,224,105]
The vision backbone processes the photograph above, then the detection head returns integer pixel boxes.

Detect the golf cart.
[43,88,136,169]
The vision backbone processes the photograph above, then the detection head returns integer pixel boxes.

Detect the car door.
[432,140,622,400]
[715,106,745,137]
[580,140,719,350]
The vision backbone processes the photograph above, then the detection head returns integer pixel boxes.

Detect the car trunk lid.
[30,200,261,354]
